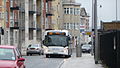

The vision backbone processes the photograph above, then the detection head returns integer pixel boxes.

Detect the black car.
[82,44,92,53]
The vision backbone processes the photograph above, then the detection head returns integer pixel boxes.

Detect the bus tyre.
[65,55,71,58]
[65,55,68,58]
[46,54,50,58]
[68,55,71,57]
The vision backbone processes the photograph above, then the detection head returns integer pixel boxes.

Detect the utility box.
[102,21,120,30]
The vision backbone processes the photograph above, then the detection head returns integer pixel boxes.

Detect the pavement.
[60,53,104,68]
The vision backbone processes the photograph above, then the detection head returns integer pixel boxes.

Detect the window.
[80,18,84,25]
[66,8,69,14]
[72,23,74,29]
[64,8,67,14]
[77,8,80,15]
[74,8,77,15]
[67,23,69,29]
[46,3,48,13]
[0,48,15,60]
[69,23,71,29]
[70,23,73,29]
[63,23,66,29]
[70,8,73,14]
[69,23,70,29]
[74,23,75,29]
[74,8,80,15]
[75,23,79,30]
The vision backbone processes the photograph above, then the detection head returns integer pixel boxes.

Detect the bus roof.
[44,30,70,36]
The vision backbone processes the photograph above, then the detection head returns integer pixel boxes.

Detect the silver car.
[82,44,92,53]
[26,44,43,56]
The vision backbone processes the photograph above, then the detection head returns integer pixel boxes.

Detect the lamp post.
[116,0,118,21]
[94,0,99,64]
[91,0,94,56]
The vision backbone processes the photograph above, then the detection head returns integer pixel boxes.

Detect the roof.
[0,45,16,49]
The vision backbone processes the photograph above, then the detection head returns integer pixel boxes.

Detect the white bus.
[42,30,72,58]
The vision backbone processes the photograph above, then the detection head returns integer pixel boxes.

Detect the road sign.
[85,32,92,35]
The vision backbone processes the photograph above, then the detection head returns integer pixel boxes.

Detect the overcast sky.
[76,0,120,26]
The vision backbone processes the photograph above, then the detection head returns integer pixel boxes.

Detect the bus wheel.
[65,55,71,58]
[46,54,50,58]
[65,55,68,58]
[68,55,71,57]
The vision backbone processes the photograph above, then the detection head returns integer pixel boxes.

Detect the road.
[24,55,68,68]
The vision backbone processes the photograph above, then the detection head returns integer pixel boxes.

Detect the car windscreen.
[0,48,16,60]
[28,44,39,48]
[44,35,68,47]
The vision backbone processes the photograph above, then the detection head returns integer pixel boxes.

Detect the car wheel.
[41,53,44,55]
[39,53,41,55]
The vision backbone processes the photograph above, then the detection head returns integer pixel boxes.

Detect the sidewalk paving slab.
[61,54,104,68]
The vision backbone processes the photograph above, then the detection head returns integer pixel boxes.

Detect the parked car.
[82,44,92,53]
[0,45,25,68]
[26,44,43,56]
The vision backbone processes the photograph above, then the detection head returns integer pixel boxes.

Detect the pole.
[116,0,117,21]
[91,0,94,56]
[24,0,29,55]
[94,0,99,64]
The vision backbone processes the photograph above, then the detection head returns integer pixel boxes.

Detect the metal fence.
[99,30,119,68]
[116,31,120,68]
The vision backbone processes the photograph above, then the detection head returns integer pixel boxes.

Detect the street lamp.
[116,0,118,21]
[93,0,99,64]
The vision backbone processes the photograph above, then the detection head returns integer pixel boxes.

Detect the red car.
[0,45,25,68]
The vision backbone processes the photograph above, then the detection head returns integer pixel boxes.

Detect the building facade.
[0,0,90,55]
[80,8,90,44]
[23,0,42,55]
[0,0,6,44]
[0,0,43,55]
[62,2,81,38]
[50,0,63,29]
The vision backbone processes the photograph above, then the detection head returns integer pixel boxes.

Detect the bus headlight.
[45,48,48,53]
[43,46,49,53]
[64,48,68,53]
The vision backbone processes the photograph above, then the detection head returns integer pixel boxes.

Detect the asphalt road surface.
[24,55,68,68]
